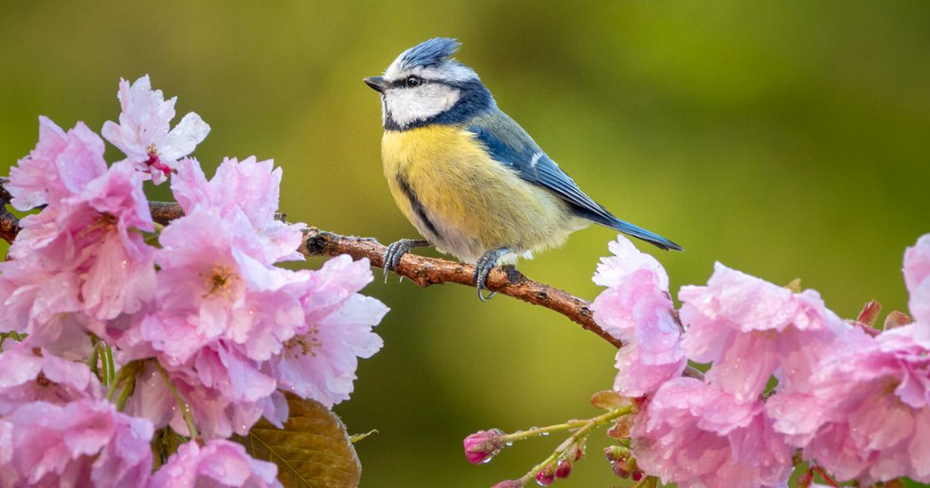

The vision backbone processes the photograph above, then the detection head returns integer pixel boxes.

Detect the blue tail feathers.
[605,217,682,252]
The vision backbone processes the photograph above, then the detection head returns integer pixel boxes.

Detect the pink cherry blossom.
[0,253,84,351]
[149,439,281,488]
[142,206,309,364]
[631,378,793,488]
[0,344,102,415]
[172,156,305,264]
[592,236,685,397]
[679,263,849,402]
[767,325,930,484]
[0,159,156,351]
[2,399,153,488]
[102,75,210,184]
[270,255,386,407]
[7,117,107,210]
[136,208,304,435]
[122,362,286,440]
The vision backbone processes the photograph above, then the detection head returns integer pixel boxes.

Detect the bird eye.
[405,75,422,88]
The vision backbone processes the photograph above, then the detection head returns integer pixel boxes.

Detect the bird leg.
[382,238,432,283]
[474,247,515,302]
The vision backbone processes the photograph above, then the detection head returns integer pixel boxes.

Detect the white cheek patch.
[385,84,460,128]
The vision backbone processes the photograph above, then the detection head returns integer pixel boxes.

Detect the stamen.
[200,264,240,298]
[284,329,322,358]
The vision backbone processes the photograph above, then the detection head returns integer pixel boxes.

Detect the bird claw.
[382,239,430,283]
[473,247,514,302]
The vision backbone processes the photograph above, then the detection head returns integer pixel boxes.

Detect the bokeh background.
[1,1,928,486]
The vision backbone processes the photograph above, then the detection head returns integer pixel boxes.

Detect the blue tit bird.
[364,38,681,300]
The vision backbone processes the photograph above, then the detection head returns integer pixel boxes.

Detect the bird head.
[365,38,494,130]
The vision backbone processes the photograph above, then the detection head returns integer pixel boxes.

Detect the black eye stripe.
[386,77,455,89]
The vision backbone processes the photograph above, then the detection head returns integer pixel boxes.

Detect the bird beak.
[364,76,387,93]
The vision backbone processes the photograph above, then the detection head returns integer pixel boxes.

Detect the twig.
[518,406,633,485]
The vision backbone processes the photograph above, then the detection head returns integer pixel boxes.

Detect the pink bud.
[610,458,631,478]
[463,428,505,465]
[555,459,572,479]
[492,481,523,488]
[631,471,644,482]
[535,468,555,487]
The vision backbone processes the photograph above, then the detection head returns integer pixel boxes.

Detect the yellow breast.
[381,125,585,263]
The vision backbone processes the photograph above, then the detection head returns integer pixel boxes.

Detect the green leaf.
[233,393,361,488]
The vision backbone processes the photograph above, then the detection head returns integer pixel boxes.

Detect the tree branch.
[302,227,621,348]
[0,194,622,348]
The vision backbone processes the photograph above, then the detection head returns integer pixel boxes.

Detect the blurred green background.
[1,1,928,486]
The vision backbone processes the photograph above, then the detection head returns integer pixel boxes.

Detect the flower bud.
[610,457,631,478]
[555,459,572,479]
[491,481,523,488]
[535,465,555,487]
[463,428,505,465]
[568,439,585,462]
[604,445,630,462]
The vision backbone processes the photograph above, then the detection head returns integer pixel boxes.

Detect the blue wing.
[467,112,681,251]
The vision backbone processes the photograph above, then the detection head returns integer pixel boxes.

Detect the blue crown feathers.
[400,38,461,69]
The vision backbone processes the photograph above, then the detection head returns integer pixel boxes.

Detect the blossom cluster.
[0,76,387,486]
[593,234,930,487]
